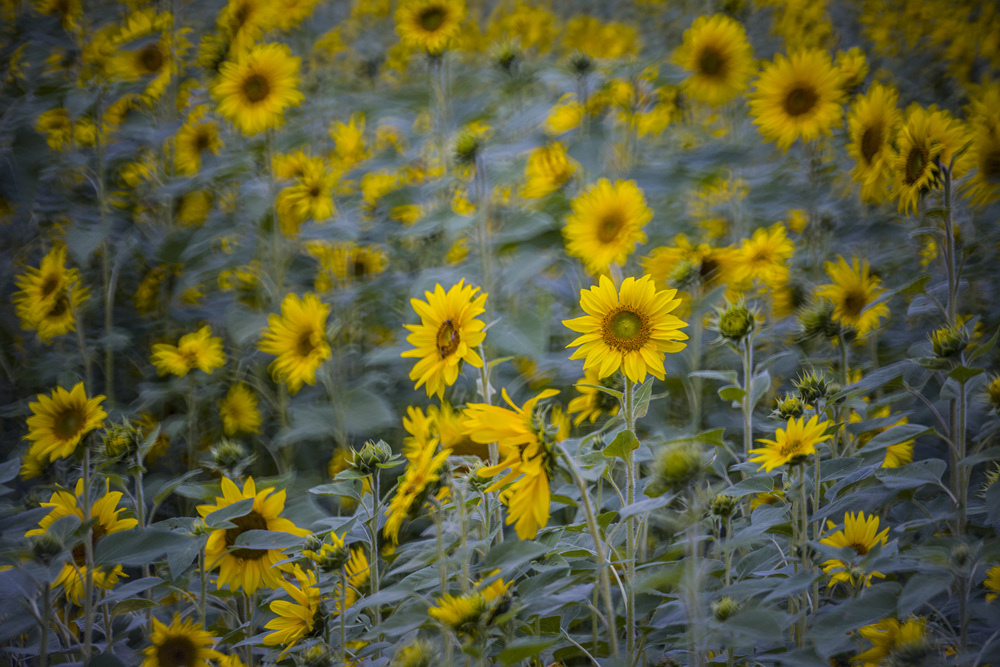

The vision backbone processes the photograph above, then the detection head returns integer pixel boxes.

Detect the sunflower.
[213,42,303,136]
[217,0,274,55]
[563,274,688,385]
[263,566,322,657]
[749,49,845,151]
[889,104,970,215]
[563,179,652,275]
[35,0,82,32]
[36,107,73,150]
[985,565,1000,602]
[401,280,487,399]
[23,382,106,465]
[26,479,137,604]
[853,406,914,468]
[672,14,754,106]
[196,476,310,594]
[151,326,226,377]
[520,142,577,200]
[463,388,560,539]
[819,511,890,588]
[13,245,90,342]
[731,222,795,292]
[749,415,832,472]
[964,117,1000,207]
[141,614,224,667]
[280,159,337,224]
[855,617,931,667]
[174,107,223,176]
[329,113,368,171]
[845,83,902,204]
[384,439,452,544]
[259,292,332,394]
[218,383,262,436]
[429,592,489,634]
[567,367,622,426]
[814,256,889,340]
[395,0,466,55]
[334,546,369,612]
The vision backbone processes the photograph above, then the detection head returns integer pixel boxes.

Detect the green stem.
[39,582,50,667]
[622,375,637,660]
[243,592,255,667]
[199,540,208,629]
[80,448,95,663]
[741,339,754,457]
[369,471,381,604]
[686,515,702,667]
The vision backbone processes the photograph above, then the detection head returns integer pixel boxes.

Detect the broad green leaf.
[204,497,254,528]
[690,370,739,385]
[498,637,560,665]
[310,480,362,501]
[719,386,745,403]
[111,598,159,618]
[0,458,19,484]
[899,274,932,297]
[231,529,304,551]
[95,528,194,567]
[948,365,984,383]
[719,476,773,498]
[968,326,1000,363]
[619,494,671,519]
[858,424,930,454]
[483,539,550,571]
[603,429,639,460]
[749,369,770,410]
[898,571,952,615]
[152,470,202,506]
[874,459,947,490]
[986,481,1000,524]
[633,377,654,419]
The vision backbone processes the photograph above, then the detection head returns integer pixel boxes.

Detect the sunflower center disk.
[54,407,85,440]
[194,130,211,152]
[983,151,1000,183]
[436,319,461,358]
[604,310,648,351]
[41,275,61,299]
[783,85,818,117]
[72,524,108,566]
[697,47,725,77]
[419,8,446,31]
[242,74,271,104]
[156,636,197,667]
[296,330,317,358]
[225,510,270,560]
[860,124,883,163]
[843,289,867,318]
[140,44,165,73]
[905,147,927,184]
[849,541,870,556]
[596,213,624,243]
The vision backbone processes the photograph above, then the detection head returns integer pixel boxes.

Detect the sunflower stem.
[93,88,114,406]
[80,447,95,663]
[797,464,810,644]
[39,581,51,667]
[741,337,754,457]
[266,129,285,300]
[622,375,638,661]
[369,470,381,613]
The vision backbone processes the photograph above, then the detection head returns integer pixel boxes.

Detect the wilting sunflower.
[855,617,932,667]
[672,14,754,106]
[263,566,322,657]
[141,614,224,667]
[749,415,832,472]
[563,274,688,385]
[13,245,90,342]
[890,104,970,215]
[218,383,261,436]
[401,279,487,399]
[563,179,652,275]
[731,223,795,291]
[847,83,903,204]
[26,479,137,604]
[174,107,223,176]
[464,388,559,539]
[151,326,226,377]
[384,439,452,544]
[814,256,889,340]
[567,367,622,426]
[23,382,106,465]
[819,511,890,588]
[196,476,310,594]
[395,0,466,55]
[521,142,577,199]
[213,42,303,136]
[749,50,845,151]
[259,292,332,394]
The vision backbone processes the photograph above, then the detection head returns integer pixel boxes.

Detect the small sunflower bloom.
[263,566,322,657]
[567,367,622,426]
[23,382,107,465]
[141,614,224,667]
[749,415,832,472]
[855,617,933,667]
[395,0,466,55]
[814,256,889,340]
[259,293,332,394]
[212,42,304,136]
[563,179,652,276]
[819,511,890,588]
[563,274,688,385]
[673,14,754,106]
[985,565,1000,602]
[521,142,577,200]
[151,326,226,377]
[218,383,262,436]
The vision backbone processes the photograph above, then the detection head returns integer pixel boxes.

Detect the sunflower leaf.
[204,497,255,529]
[633,377,654,419]
[603,429,640,460]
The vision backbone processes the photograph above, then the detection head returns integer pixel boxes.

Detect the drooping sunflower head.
[396,0,466,55]
[23,382,107,464]
[564,275,688,385]
[150,326,226,377]
[212,42,304,136]
[847,83,903,204]
[143,614,224,667]
[889,103,970,215]
[259,292,332,395]
[563,179,653,275]
[749,49,845,151]
[567,367,622,426]
[673,14,754,106]
[749,414,833,472]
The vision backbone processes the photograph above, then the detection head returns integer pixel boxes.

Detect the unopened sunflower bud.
[298,642,331,666]
[493,43,519,73]
[716,302,755,342]
[669,258,699,289]
[31,534,63,565]
[798,300,840,341]
[794,370,835,404]
[950,543,971,568]
[454,133,482,165]
[100,420,139,459]
[391,638,434,667]
[190,519,210,537]
[352,439,393,476]
[772,392,804,420]
[208,438,254,479]
[710,494,737,519]
[570,53,592,76]
[930,326,968,359]
[711,596,739,621]
[654,442,702,491]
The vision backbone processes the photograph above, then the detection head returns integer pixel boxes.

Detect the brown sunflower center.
[45,296,70,320]
[40,274,61,299]
[194,128,212,152]
[905,146,928,184]
[697,47,726,78]
[419,7,446,32]
[848,541,869,556]
[783,85,818,117]
[596,212,625,243]
[139,44,165,74]
[308,184,321,198]
[436,319,460,358]
[353,259,367,280]
[602,308,649,351]
[155,635,198,667]
[54,406,86,440]
[860,123,883,163]
[296,330,317,358]
[242,73,271,104]
[843,288,868,318]
[72,524,108,566]
[225,510,270,560]
[983,149,1000,184]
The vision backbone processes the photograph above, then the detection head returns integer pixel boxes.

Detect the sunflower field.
[2,0,1000,665]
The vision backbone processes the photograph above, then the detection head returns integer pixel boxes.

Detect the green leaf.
[498,637,560,665]
[232,530,304,551]
[690,370,739,385]
[858,424,930,454]
[749,369,771,410]
[719,476,773,498]
[0,458,19,485]
[603,429,639,460]
[483,540,550,572]
[968,326,1000,363]
[95,528,194,567]
[874,459,947,490]
[948,365,984,383]
[633,377,654,419]
[719,386,745,403]
[204,497,255,529]
[111,598,159,618]
[152,470,202,506]
[899,274,932,297]
[619,494,671,519]
[310,480,362,501]
[986,481,1000,524]
[898,571,952,615]
[342,388,395,435]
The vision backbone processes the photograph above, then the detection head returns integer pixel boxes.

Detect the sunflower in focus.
[26,479,137,604]
[396,0,466,55]
[749,415,832,472]
[563,275,688,385]
[259,293,331,394]
[819,511,890,588]
[263,566,322,657]
[567,367,621,426]
[855,617,932,667]
[673,14,754,106]
[889,104,970,215]
[401,280,487,399]
[563,179,652,275]
[174,107,223,176]
[846,83,903,204]
[218,383,261,436]
[213,42,303,136]
[151,326,226,377]
[141,614,224,667]
[749,50,844,151]
[521,142,577,200]
[384,439,452,544]
[196,476,309,594]
[13,245,90,342]
[23,382,106,465]
[814,256,889,340]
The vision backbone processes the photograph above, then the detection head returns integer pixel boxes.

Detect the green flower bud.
[930,326,968,359]
[654,442,702,491]
[794,370,835,405]
[392,638,434,667]
[987,376,1000,413]
[771,392,804,420]
[570,53,593,76]
[710,494,737,519]
[100,420,139,459]
[454,133,482,165]
[207,438,254,480]
[798,300,841,341]
[711,596,739,621]
[352,439,393,476]
[715,302,755,342]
